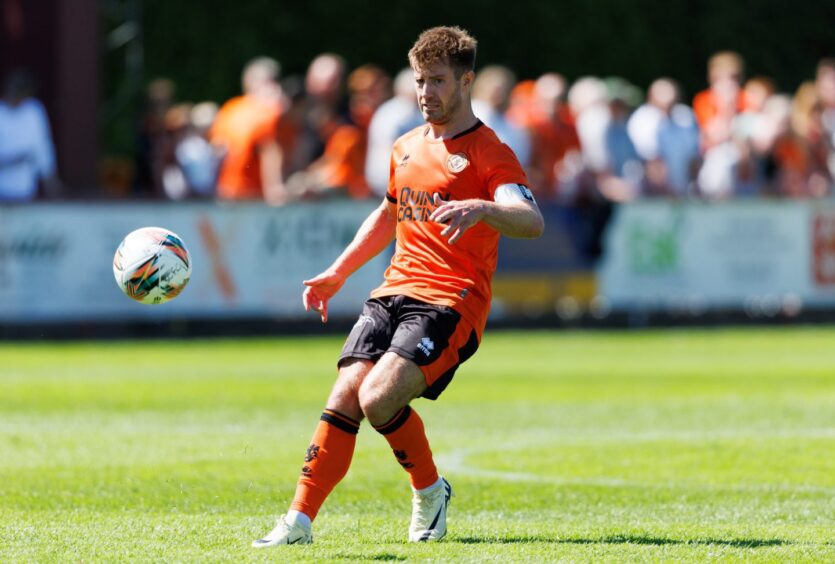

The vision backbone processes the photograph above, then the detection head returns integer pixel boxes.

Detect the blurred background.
[2,0,835,337]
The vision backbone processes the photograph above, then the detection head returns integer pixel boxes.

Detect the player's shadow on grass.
[454,534,790,548]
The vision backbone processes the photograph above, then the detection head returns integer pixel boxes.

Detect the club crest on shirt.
[446,153,469,173]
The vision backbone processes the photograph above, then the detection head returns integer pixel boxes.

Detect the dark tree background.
[102,0,835,154]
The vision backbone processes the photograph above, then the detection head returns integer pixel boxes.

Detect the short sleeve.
[480,142,529,199]
[386,151,397,203]
[253,105,281,146]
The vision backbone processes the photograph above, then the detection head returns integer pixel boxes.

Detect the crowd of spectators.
[3,52,835,206]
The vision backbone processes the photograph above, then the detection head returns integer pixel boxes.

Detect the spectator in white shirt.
[472,65,531,167]
[0,69,59,201]
[364,68,424,197]
[629,78,700,197]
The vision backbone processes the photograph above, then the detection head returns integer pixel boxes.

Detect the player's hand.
[302,270,346,323]
[429,193,487,244]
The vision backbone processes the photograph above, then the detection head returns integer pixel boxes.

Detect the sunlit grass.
[1,328,833,561]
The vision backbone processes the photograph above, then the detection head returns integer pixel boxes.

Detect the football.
[113,227,192,304]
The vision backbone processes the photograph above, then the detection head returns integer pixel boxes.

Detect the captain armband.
[494,183,536,204]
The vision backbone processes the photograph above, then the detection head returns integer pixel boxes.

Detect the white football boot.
[251,515,312,547]
[409,477,453,542]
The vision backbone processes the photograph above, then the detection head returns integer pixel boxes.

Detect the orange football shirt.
[209,95,281,199]
[371,121,529,337]
[314,123,370,199]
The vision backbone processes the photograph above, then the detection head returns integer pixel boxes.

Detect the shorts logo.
[446,153,469,173]
[417,337,435,356]
[354,314,375,329]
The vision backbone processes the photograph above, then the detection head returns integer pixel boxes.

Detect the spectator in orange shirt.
[505,79,537,129]
[527,72,581,201]
[693,51,746,151]
[286,106,370,199]
[772,82,831,198]
[209,57,288,204]
[694,52,748,198]
[286,65,387,200]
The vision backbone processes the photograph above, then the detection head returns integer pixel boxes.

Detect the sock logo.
[300,444,320,477]
[393,449,415,469]
[305,444,320,463]
[417,337,435,356]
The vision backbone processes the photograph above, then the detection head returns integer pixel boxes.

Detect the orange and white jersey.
[371,121,529,337]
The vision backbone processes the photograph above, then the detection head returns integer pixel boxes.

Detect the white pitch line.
[437,450,633,487]
[436,448,835,495]
[436,427,835,448]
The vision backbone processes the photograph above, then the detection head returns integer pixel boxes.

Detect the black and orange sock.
[289,409,360,521]
[373,405,439,490]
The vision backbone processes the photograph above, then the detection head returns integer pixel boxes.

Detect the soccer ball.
[113,227,192,304]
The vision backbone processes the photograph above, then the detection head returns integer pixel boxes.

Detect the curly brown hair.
[408,26,477,78]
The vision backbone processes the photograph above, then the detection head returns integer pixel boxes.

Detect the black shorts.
[339,295,479,400]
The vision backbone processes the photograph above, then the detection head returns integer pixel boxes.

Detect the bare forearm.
[430,193,544,244]
[330,201,397,277]
[478,200,545,239]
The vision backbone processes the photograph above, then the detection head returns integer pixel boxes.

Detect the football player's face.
[413,62,471,125]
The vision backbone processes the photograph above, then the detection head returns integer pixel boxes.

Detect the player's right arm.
[303,198,397,322]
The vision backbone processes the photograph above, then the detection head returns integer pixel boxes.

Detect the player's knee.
[326,359,370,421]
[326,392,363,423]
[356,383,379,421]
[357,381,393,426]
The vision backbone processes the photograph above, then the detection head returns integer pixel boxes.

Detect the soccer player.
[253,26,544,547]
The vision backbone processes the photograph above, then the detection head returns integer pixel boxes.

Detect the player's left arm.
[430,184,544,244]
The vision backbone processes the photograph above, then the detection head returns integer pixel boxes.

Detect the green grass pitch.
[1,327,834,562]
